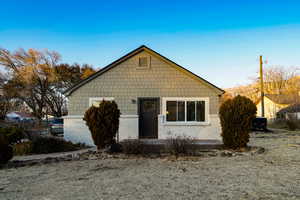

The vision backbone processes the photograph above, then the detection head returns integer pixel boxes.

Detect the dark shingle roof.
[278,104,300,114]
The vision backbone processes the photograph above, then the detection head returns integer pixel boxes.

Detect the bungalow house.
[256,94,300,120]
[63,45,224,146]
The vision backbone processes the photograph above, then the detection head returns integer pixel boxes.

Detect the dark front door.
[138,98,159,139]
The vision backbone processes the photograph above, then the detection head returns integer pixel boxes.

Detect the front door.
[138,98,159,139]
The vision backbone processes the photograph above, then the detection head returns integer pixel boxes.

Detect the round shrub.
[0,127,24,144]
[0,134,13,164]
[31,136,83,154]
[83,100,120,149]
[219,95,257,149]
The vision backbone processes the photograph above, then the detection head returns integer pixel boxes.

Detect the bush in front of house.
[165,136,196,156]
[0,126,24,164]
[286,119,298,131]
[13,141,33,155]
[121,140,146,154]
[0,127,24,144]
[0,134,13,164]
[31,136,85,154]
[219,95,257,149]
[83,100,120,149]
[285,115,300,131]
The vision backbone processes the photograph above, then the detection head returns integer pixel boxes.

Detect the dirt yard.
[1,129,299,200]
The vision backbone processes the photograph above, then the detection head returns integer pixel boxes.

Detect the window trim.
[162,97,210,125]
[89,97,114,107]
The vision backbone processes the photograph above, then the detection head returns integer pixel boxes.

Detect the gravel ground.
[0,129,299,200]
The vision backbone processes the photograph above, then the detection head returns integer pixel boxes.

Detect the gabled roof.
[265,94,300,105]
[64,45,224,96]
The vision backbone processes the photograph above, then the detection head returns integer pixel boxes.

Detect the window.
[89,97,114,107]
[139,57,148,67]
[137,56,150,68]
[164,98,208,123]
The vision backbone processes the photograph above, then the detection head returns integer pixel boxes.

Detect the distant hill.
[225,74,300,104]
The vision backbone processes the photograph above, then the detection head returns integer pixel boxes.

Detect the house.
[277,104,300,120]
[256,94,300,120]
[63,45,224,146]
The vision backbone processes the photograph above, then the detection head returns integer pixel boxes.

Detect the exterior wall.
[67,50,221,116]
[257,97,289,119]
[64,115,139,146]
[64,114,221,146]
[285,112,300,120]
[158,114,221,140]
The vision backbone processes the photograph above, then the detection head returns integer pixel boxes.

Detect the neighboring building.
[256,94,300,120]
[63,45,224,146]
[277,104,300,120]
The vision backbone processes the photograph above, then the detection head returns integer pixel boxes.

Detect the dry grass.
[0,130,299,200]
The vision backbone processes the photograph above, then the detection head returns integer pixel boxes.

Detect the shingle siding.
[68,51,220,115]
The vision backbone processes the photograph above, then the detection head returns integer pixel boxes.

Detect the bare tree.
[0,48,97,119]
[261,66,299,95]
[228,66,300,104]
[0,48,60,120]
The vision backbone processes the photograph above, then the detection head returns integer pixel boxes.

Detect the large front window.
[164,98,208,123]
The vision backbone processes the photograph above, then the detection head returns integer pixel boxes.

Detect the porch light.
[131,99,136,104]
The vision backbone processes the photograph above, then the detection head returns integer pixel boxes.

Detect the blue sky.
[1,0,300,88]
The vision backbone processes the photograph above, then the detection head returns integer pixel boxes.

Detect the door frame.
[138,97,160,139]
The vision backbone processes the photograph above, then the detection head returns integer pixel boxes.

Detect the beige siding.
[68,51,221,115]
[257,97,289,119]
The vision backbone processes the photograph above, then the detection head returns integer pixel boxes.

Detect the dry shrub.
[13,141,33,155]
[121,140,145,155]
[165,136,196,156]
[286,119,299,131]
[31,136,85,154]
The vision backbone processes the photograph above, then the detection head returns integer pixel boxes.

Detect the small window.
[138,57,149,68]
[89,97,114,107]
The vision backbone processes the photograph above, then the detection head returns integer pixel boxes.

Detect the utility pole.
[260,55,265,117]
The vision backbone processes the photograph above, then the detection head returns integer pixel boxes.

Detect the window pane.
[187,101,195,121]
[166,101,176,121]
[196,101,205,121]
[177,101,185,121]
